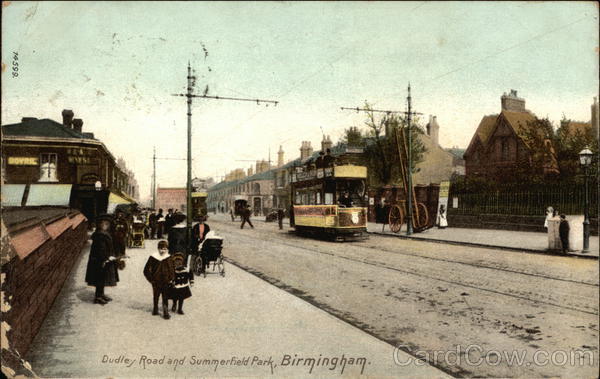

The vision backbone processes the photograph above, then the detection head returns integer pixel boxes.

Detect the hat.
[95,214,114,225]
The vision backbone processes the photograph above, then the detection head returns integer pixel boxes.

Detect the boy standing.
[169,253,194,315]
[143,240,175,319]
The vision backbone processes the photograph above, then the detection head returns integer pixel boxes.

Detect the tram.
[191,191,208,220]
[290,164,369,241]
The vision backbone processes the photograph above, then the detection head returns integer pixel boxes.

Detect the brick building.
[1,110,138,220]
[463,90,559,180]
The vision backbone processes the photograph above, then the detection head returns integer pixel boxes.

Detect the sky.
[2,1,598,202]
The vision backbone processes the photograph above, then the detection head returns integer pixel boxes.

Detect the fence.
[450,186,598,217]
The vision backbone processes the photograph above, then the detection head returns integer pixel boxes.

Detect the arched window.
[39,153,58,182]
[253,183,260,194]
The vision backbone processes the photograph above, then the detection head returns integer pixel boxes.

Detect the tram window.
[324,193,333,205]
[316,192,321,204]
[295,192,301,204]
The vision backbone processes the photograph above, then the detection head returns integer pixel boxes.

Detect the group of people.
[85,211,212,319]
[545,206,571,254]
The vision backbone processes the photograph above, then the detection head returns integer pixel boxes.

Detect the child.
[143,240,175,319]
[169,253,194,315]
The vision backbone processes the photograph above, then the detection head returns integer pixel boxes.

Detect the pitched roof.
[501,110,537,140]
[2,118,94,140]
[562,120,592,137]
[475,115,498,145]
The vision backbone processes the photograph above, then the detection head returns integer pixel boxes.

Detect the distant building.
[1,110,138,220]
[463,90,559,180]
[155,187,187,212]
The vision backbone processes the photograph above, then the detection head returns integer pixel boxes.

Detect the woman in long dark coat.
[85,216,119,305]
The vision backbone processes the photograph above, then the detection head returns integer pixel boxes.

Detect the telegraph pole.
[150,148,187,210]
[172,62,278,259]
[152,146,156,209]
[341,84,421,235]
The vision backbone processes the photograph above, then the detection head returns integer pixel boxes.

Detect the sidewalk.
[25,238,447,378]
[209,213,598,259]
[366,222,599,259]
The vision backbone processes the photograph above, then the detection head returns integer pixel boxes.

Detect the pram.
[191,231,225,278]
[129,221,146,248]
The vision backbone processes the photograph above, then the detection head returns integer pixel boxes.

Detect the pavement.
[365,222,599,259]
[25,237,448,378]
[218,213,598,259]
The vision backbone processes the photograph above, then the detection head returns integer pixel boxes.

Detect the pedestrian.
[113,211,129,257]
[164,209,175,234]
[277,208,284,230]
[437,204,448,229]
[192,215,211,253]
[168,213,189,266]
[143,240,175,319]
[230,206,235,222]
[375,199,389,232]
[559,214,570,254]
[85,215,119,305]
[156,208,165,239]
[169,253,194,315]
[241,205,254,229]
[544,206,555,229]
[149,210,157,239]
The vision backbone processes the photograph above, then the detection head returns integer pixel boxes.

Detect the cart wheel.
[193,256,204,277]
[413,202,429,230]
[388,204,404,233]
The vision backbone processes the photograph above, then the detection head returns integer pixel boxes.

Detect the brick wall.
[1,214,88,358]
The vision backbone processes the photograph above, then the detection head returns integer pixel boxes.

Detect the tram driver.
[337,191,354,208]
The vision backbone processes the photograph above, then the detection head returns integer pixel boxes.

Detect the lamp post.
[94,181,102,223]
[579,147,592,253]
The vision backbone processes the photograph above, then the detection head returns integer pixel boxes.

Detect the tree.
[356,103,427,187]
[555,117,599,181]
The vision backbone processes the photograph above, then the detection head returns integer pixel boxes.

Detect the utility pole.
[341,84,422,235]
[172,62,278,259]
[152,146,156,209]
[150,147,187,210]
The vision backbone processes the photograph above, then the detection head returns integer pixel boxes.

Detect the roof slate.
[2,118,93,140]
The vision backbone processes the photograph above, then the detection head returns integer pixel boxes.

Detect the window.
[501,139,510,161]
[39,153,58,182]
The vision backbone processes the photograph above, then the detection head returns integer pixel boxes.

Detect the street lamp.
[579,147,593,253]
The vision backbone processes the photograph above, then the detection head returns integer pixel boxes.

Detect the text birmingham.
[102,353,370,374]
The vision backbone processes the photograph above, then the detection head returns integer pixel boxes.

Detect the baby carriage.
[192,231,225,278]
[129,221,146,248]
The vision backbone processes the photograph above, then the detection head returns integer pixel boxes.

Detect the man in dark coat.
[277,208,285,230]
[85,215,119,305]
[148,211,157,239]
[240,205,254,229]
[113,212,129,257]
[156,208,165,239]
[559,214,570,254]
[164,208,175,234]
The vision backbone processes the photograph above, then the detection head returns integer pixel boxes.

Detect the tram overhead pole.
[341,83,422,235]
[171,62,279,259]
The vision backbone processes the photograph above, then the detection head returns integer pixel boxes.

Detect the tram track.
[215,221,598,316]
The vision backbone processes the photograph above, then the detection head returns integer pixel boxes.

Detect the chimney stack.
[321,135,333,152]
[592,97,599,141]
[72,118,83,133]
[300,141,313,160]
[277,145,284,167]
[501,90,526,112]
[426,115,439,146]
[62,109,74,128]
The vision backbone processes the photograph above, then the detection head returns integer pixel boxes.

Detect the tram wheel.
[388,205,404,233]
[413,202,429,230]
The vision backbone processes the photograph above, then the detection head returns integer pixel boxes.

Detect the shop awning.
[1,184,26,207]
[26,184,73,206]
[107,192,133,213]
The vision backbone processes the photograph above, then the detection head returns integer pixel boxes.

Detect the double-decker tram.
[290,164,369,241]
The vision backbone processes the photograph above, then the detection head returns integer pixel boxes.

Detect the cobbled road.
[211,216,599,378]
